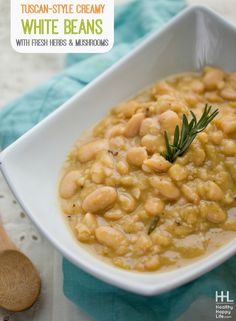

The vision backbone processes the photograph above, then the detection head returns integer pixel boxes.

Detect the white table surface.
[0,0,236,320]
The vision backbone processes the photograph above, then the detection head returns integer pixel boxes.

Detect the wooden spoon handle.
[0,224,16,252]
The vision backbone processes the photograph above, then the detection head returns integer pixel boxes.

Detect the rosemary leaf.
[162,104,219,163]
[173,125,180,147]
[148,216,160,235]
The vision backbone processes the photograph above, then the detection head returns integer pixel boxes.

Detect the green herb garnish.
[162,104,219,163]
[148,216,160,235]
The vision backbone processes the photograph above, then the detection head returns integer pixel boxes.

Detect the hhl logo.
[216,291,234,303]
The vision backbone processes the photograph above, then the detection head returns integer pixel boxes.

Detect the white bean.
[190,80,204,94]
[220,118,236,134]
[59,170,81,199]
[168,164,188,181]
[201,202,226,224]
[198,181,223,201]
[82,213,97,231]
[82,186,117,213]
[141,134,165,154]
[114,101,139,118]
[127,147,147,167]
[77,139,108,163]
[124,113,145,138]
[144,255,160,271]
[95,226,127,252]
[181,185,200,204]
[144,198,164,216]
[205,181,224,201]
[76,223,92,243]
[221,139,236,156]
[139,118,159,136]
[134,234,152,255]
[105,124,125,138]
[207,206,226,224]
[203,68,224,90]
[220,88,236,101]
[159,110,180,135]
[143,154,171,173]
[118,193,136,213]
[150,177,180,200]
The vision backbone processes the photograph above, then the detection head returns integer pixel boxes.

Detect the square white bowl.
[1,5,236,295]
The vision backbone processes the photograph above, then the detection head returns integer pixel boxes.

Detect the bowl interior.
[1,6,236,295]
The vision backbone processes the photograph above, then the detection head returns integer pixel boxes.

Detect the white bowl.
[1,5,236,295]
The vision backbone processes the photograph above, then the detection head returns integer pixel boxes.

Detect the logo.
[215,291,234,319]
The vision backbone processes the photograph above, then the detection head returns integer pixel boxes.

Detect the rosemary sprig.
[148,216,160,235]
[162,104,219,163]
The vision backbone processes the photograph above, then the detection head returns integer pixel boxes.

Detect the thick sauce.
[59,67,236,271]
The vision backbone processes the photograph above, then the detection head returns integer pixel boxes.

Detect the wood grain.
[0,250,41,312]
[0,224,16,252]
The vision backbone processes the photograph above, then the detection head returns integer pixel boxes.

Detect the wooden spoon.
[0,223,41,312]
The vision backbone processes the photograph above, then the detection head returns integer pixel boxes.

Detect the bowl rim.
[1,5,236,295]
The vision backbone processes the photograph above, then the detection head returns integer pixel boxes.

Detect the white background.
[0,0,236,320]
[11,0,114,53]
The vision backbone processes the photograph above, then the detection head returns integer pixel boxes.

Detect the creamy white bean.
[59,67,236,271]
